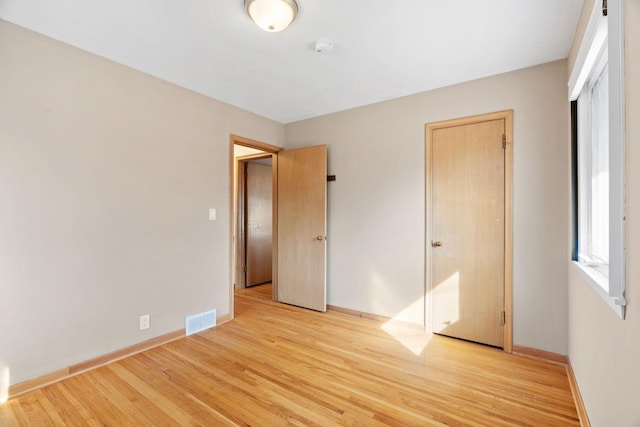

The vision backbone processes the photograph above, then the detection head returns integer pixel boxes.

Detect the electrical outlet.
[139,314,150,330]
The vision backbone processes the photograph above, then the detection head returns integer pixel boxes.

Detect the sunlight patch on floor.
[381,297,431,356]
[382,320,431,356]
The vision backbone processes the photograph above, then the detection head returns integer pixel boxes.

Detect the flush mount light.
[245,0,298,32]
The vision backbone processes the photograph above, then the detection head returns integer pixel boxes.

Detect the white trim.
[607,0,626,315]
[568,0,608,101]
[573,262,624,318]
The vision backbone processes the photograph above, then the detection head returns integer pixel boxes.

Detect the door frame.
[229,135,282,320]
[236,154,274,290]
[425,110,513,353]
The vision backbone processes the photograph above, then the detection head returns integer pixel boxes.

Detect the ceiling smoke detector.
[314,39,333,54]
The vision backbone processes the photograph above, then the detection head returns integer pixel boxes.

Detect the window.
[577,56,609,281]
[569,0,626,318]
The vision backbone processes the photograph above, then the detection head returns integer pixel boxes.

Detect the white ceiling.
[0,0,583,123]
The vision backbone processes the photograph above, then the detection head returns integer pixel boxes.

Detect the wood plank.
[22,391,60,426]
[8,368,69,399]
[217,313,231,324]
[2,285,580,425]
[567,360,591,427]
[327,304,425,331]
[230,134,282,154]
[327,304,391,323]
[503,111,514,353]
[68,329,186,375]
[513,344,569,365]
[271,152,279,301]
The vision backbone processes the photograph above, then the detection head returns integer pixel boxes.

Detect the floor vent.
[185,309,216,336]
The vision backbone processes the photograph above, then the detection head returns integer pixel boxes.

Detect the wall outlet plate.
[140,314,150,330]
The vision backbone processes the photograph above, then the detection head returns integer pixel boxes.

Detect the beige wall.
[567,1,640,425]
[0,20,284,385]
[285,60,570,354]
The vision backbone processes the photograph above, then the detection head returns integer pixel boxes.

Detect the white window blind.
[589,63,609,268]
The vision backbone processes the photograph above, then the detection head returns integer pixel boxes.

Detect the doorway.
[237,156,273,289]
[229,135,329,319]
[229,135,281,320]
[425,110,513,352]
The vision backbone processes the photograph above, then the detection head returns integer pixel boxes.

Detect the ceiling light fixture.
[244,0,298,33]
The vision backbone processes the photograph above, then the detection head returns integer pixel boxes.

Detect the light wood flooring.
[1,284,579,426]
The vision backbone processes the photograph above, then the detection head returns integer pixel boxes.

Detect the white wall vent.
[185,309,216,336]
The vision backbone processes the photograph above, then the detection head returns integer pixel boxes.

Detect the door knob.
[431,240,443,247]
[316,235,324,241]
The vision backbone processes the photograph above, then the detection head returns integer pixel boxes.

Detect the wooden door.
[277,145,327,312]
[429,118,506,347]
[245,161,273,287]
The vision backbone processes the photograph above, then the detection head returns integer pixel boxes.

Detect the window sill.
[572,261,624,318]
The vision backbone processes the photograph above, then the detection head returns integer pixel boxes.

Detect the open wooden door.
[277,145,327,312]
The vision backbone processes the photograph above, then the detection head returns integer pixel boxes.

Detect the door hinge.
[244,265,247,273]
[501,310,506,325]
[502,134,507,150]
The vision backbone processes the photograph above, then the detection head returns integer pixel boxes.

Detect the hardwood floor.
[244,282,273,300]
[1,284,579,426]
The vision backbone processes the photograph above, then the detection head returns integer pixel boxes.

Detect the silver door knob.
[431,241,443,247]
